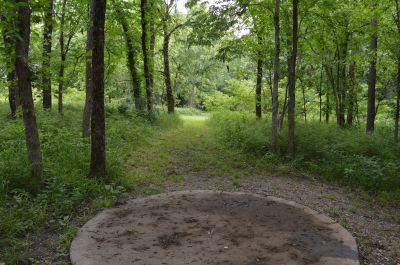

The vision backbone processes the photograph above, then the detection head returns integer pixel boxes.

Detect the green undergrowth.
[210,111,400,205]
[0,102,180,264]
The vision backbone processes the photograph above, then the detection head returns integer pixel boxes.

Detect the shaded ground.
[71,191,358,265]
[123,115,400,265]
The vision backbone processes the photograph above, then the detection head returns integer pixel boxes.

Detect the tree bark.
[58,0,67,115]
[42,0,53,109]
[255,33,263,119]
[395,59,400,143]
[347,49,356,126]
[82,0,94,138]
[366,15,377,133]
[271,0,280,153]
[300,78,306,123]
[337,31,350,127]
[115,3,142,111]
[2,15,18,118]
[279,82,288,129]
[255,39,263,119]
[163,27,174,113]
[15,0,43,188]
[89,0,107,177]
[318,67,323,122]
[325,73,330,123]
[141,0,152,112]
[395,0,400,143]
[149,9,156,97]
[287,0,299,157]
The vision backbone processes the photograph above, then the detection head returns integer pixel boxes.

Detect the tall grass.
[210,112,400,204]
[0,102,180,264]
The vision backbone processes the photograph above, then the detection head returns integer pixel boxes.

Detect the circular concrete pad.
[70,191,359,265]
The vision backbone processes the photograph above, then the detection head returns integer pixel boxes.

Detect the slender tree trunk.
[300,78,306,123]
[324,64,338,123]
[15,0,43,188]
[366,14,378,133]
[326,73,330,123]
[89,0,107,177]
[287,0,299,157]
[58,0,66,115]
[271,0,280,153]
[149,11,156,95]
[337,31,350,127]
[395,59,400,143]
[7,70,18,119]
[58,55,65,114]
[115,4,142,111]
[279,83,288,128]
[82,0,94,138]
[2,18,18,118]
[163,28,174,113]
[255,35,263,118]
[42,0,53,109]
[395,0,400,143]
[347,49,356,126]
[319,67,323,122]
[141,0,152,112]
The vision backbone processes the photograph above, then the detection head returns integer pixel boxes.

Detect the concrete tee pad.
[70,190,359,265]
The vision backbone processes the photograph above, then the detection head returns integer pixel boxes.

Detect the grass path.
[123,114,400,265]
[123,114,271,194]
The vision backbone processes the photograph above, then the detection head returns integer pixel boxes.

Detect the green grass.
[123,113,270,194]
[210,111,400,205]
[0,101,180,264]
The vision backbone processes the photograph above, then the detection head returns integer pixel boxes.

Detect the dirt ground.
[70,191,359,265]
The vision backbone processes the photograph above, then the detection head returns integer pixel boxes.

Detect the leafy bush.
[210,112,400,203]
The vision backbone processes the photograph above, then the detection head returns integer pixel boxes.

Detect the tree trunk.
[15,0,43,188]
[366,15,377,133]
[347,50,356,126]
[89,0,107,177]
[2,16,18,118]
[326,73,330,123]
[337,32,350,127]
[163,28,174,113]
[58,0,66,115]
[115,3,142,111]
[395,59,400,143]
[271,0,280,153]
[149,11,156,97]
[395,0,400,143]
[300,78,306,123]
[255,34,263,119]
[319,67,323,122]
[287,0,299,157]
[279,82,288,129]
[141,0,152,112]
[82,0,94,138]
[58,55,65,115]
[42,0,53,109]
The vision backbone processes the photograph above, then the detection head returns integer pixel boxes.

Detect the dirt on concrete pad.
[70,190,359,265]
